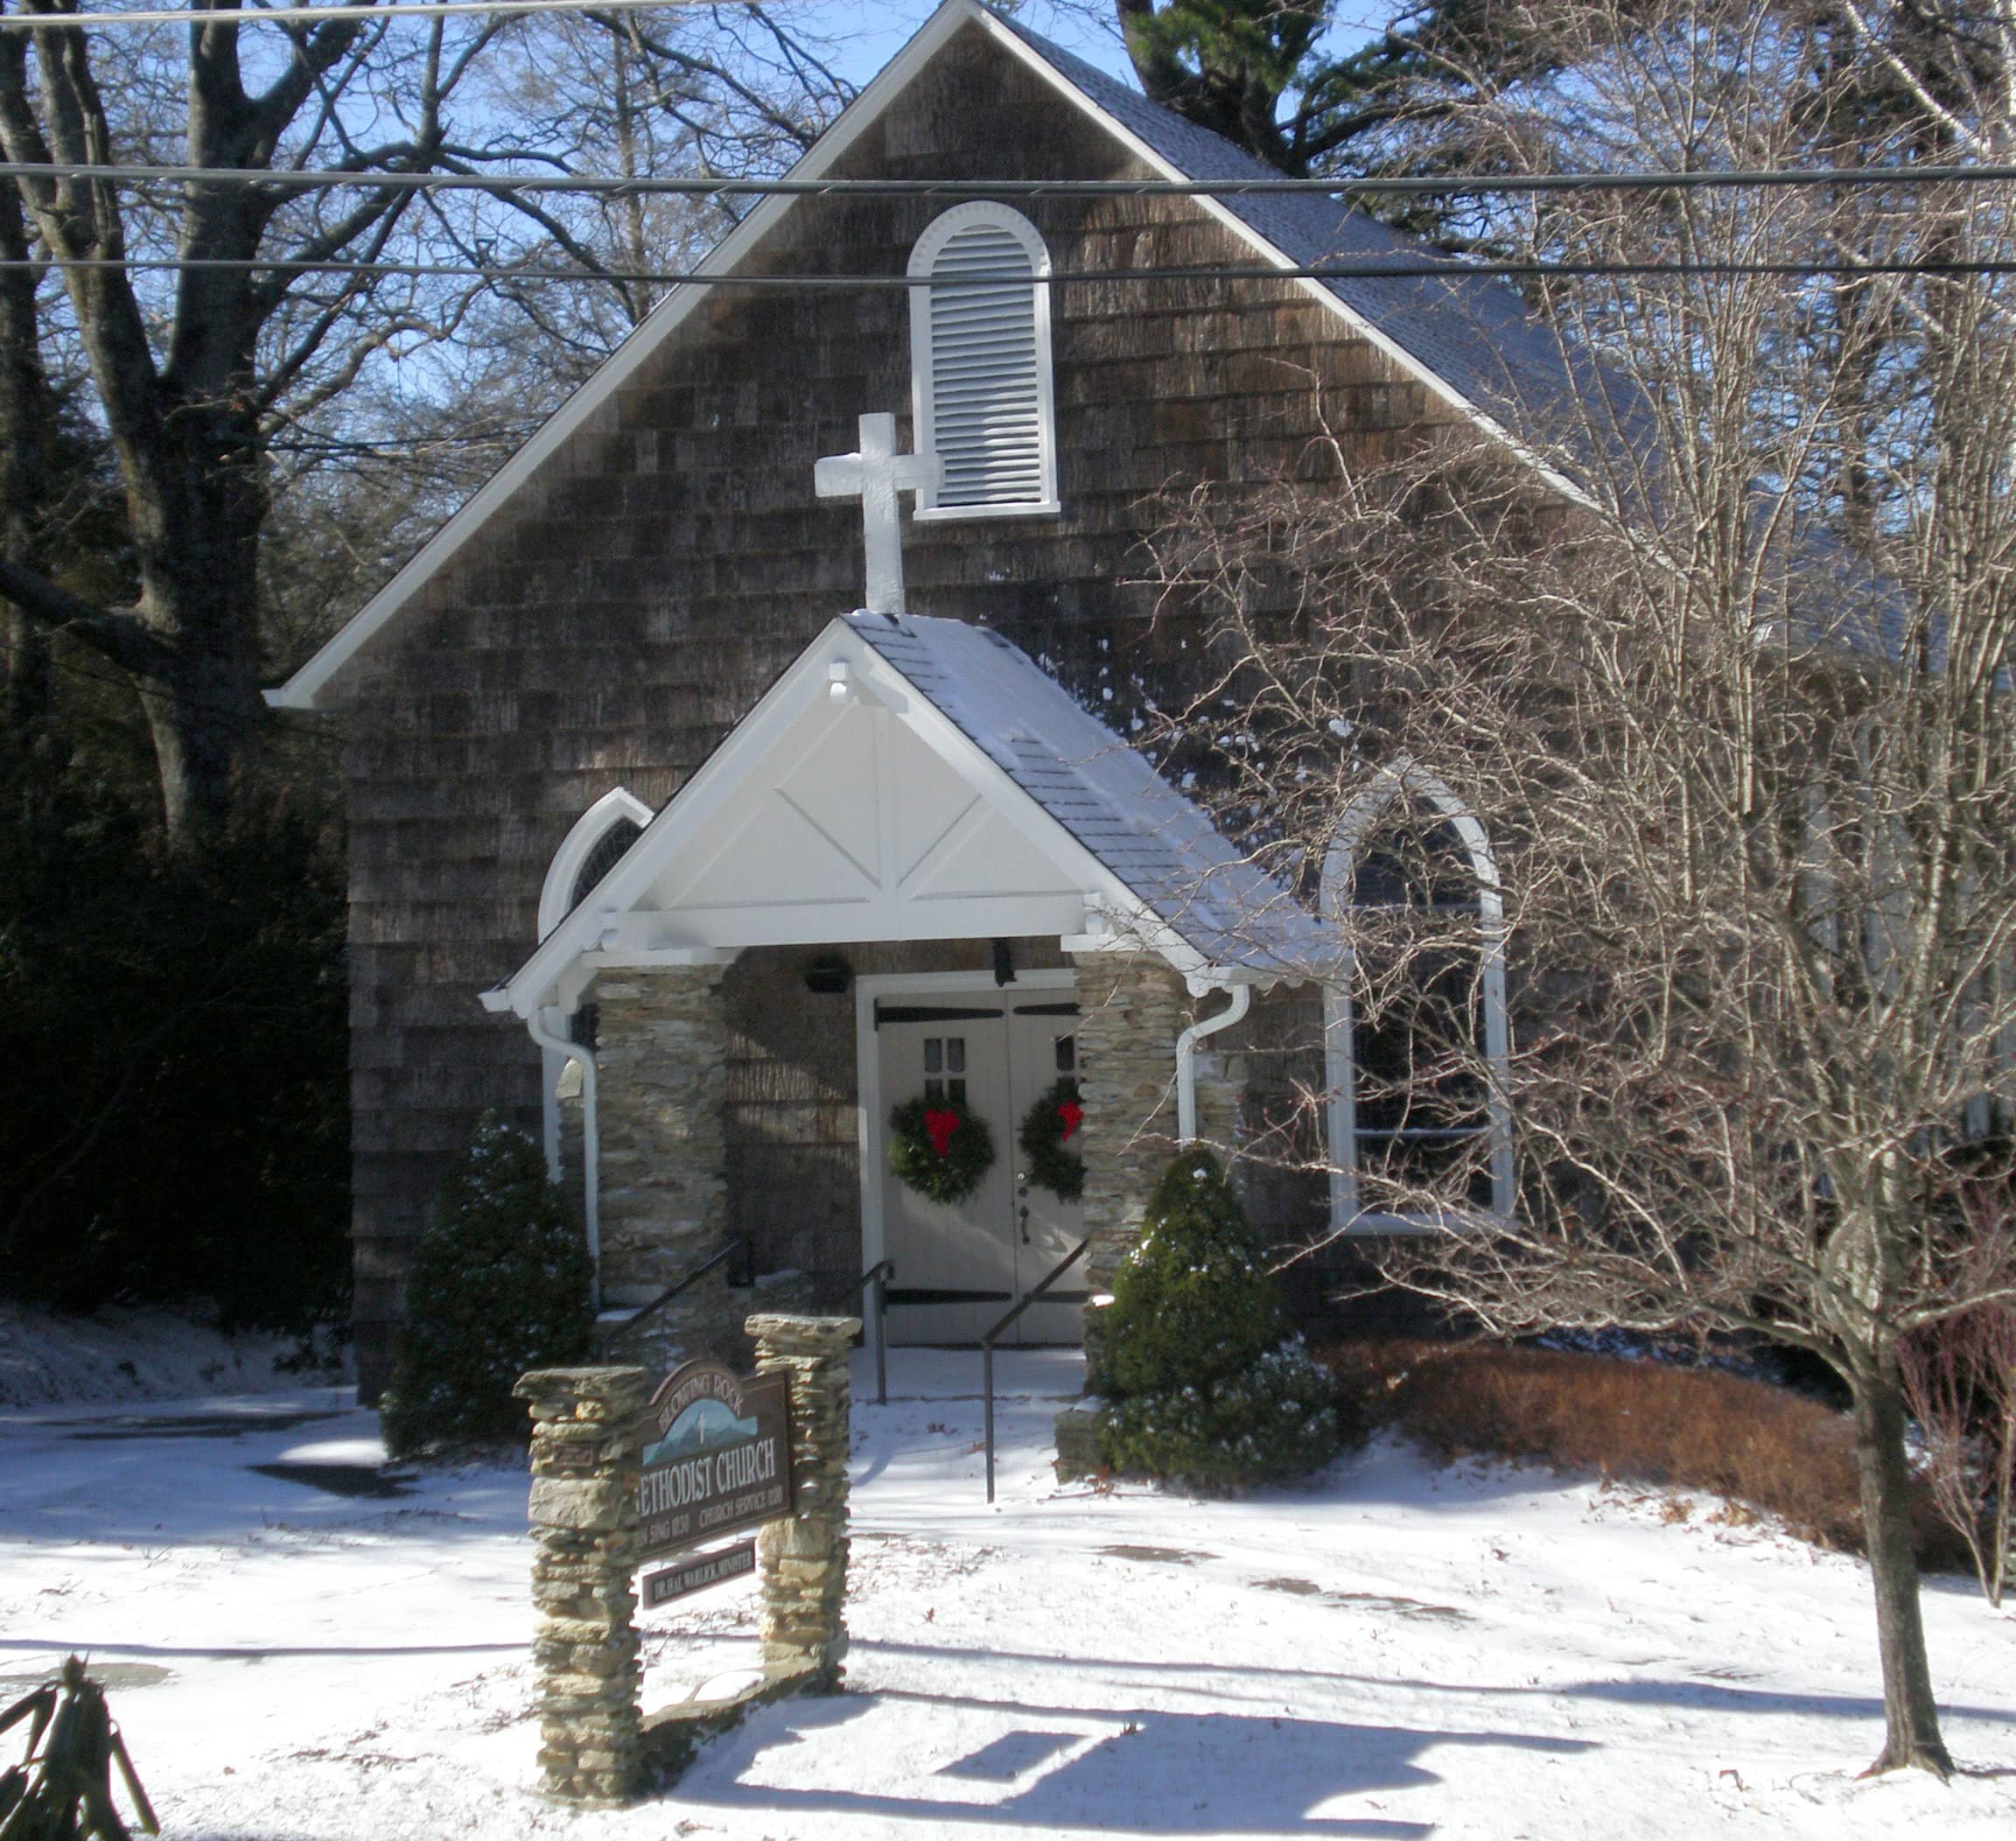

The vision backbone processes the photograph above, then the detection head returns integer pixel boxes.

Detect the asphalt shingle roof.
[998,17,1635,453]
[845,610,1330,977]
[998,16,1910,664]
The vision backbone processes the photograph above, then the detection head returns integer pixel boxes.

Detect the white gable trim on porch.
[266,0,1555,713]
[480,617,1211,1021]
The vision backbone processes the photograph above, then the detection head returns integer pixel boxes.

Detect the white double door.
[872,981,1086,1346]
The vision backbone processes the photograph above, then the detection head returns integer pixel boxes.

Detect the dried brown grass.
[1317,1340,1967,1567]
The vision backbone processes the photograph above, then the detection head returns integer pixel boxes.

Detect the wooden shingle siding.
[339,21,1461,1395]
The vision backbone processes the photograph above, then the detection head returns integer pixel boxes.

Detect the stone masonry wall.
[592,968,739,1360]
[748,1314,858,1687]
[517,1364,652,1806]
[1069,953,1247,1292]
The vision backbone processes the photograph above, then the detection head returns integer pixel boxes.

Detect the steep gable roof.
[267,0,1615,711]
[485,611,1329,1018]
[846,612,1327,973]
[992,18,1621,457]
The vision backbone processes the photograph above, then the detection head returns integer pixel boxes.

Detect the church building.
[272,0,1578,1398]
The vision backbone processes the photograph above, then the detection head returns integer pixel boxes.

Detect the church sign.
[642,1538,757,1609]
[637,1360,793,1562]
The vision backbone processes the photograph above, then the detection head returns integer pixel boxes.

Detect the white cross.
[814,411,940,617]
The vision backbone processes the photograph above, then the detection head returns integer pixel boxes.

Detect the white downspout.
[526,1006,600,1309]
[1175,983,1251,1145]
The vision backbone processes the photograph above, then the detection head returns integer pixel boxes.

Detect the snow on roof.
[1002,19,1912,667]
[846,610,1330,977]
[999,18,1613,452]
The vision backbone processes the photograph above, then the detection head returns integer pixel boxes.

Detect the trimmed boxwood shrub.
[1091,1150,1343,1489]
[378,1115,595,1457]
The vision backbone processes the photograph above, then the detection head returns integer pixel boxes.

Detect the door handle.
[1018,1202,1030,1243]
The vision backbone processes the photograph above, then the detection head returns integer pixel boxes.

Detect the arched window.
[538,787,652,942]
[907,202,1059,517]
[536,788,652,1170]
[1322,763,1512,1228]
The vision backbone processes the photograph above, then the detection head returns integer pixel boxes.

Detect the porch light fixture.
[803,953,852,996]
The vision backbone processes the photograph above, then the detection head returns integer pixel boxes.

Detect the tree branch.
[0,553,169,676]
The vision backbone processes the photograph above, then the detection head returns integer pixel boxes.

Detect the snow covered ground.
[1,1349,2011,1840]
[0,1301,344,1409]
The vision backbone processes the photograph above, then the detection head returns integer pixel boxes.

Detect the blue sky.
[811,3,1382,99]
[812,2,1131,89]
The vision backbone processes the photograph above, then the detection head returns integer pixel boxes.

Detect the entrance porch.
[581,939,1233,1368]
[482,611,1328,1373]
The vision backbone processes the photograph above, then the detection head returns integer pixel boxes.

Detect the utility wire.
[0,0,732,28]
[8,254,2016,282]
[4,158,2016,199]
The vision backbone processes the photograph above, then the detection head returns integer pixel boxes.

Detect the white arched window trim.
[539,785,654,942]
[534,786,651,1182]
[907,200,1060,520]
[1322,760,1513,1231]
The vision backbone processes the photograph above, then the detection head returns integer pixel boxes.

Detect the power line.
[4,157,2016,200]
[0,0,729,28]
[8,254,2016,282]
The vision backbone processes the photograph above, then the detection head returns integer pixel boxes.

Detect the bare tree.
[0,3,847,844]
[1900,1206,2016,1606]
[1144,0,2016,1779]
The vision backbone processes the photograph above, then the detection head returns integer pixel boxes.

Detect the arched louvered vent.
[909,204,1059,515]
[569,816,641,912]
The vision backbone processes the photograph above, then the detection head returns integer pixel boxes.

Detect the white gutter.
[524,1005,601,1309]
[1175,984,1251,1146]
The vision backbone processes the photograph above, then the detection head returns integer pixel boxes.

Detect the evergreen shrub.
[1091,1150,1345,1488]
[378,1115,594,1456]
[0,788,351,1330]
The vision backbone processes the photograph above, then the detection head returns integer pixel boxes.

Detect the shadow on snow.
[676,1687,1592,1835]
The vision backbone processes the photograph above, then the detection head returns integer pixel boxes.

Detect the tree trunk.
[1852,1362,1954,1777]
[0,175,50,734]
[124,399,266,842]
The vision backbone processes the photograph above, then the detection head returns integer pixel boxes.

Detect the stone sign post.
[516,1363,652,1808]
[517,1311,861,1806]
[746,1312,858,1686]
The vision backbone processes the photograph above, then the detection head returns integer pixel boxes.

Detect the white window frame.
[907,200,1060,521]
[536,787,653,1172]
[539,785,654,943]
[1322,761,1513,1232]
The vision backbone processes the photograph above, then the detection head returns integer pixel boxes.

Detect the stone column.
[593,966,738,1363]
[746,1313,859,1689]
[516,1364,653,1806]
[1068,952,1190,1294]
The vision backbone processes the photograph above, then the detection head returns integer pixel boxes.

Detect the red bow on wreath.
[923,1108,961,1157]
[1056,1100,1083,1141]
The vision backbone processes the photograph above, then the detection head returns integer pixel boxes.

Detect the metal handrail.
[816,1258,894,1405]
[981,1237,1089,1503]
[602,1236,752,1354]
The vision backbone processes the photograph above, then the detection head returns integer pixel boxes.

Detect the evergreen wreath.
[1018,1079,1085,1203]
[889,1094,996,1205]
